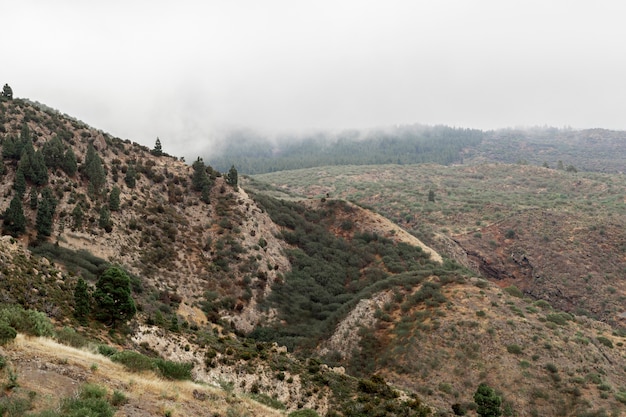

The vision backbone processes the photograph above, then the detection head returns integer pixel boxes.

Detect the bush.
[289,410,321,417]
[97,344,118,357]
[544,363,558,373]
[55,327,88,348]
[154,359,193,380]
[503,286,523,298]
[506,344,523,355]
[110,351,154,373]
[0,305,54,337]
[597,336,613,348]
[0,324,17,345]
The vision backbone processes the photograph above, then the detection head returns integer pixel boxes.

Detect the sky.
[4,1,626,159]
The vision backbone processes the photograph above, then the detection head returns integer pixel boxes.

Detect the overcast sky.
[5,1,626,158]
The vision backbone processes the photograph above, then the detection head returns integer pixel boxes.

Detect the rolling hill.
[1,96,626,416]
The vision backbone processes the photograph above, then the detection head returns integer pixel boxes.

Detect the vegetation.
[208,124,484,174]
[474,383,502,417]
[93,267,136,328]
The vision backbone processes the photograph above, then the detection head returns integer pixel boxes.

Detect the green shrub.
[154,359,193,380]
[544,363,558,373]
[506,344,523,355]
[545,312,573,326]
[597,336,613,348]
[55,327,88,348]
[110,390,128,406]
[110,351,154,373]
[0,324,17,345]
[97,344,118,357]
[288,410,321,417]
[503,286,523,298]
[0,305,54,337]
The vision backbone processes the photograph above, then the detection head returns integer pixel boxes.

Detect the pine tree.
[73,278,91,325]
[124,164,137,188]
[99,205,112,232]
[1,84,12,100]
[83,144,105,196]
[13,166,26,197]
[42,135,65,170]
[30,150,48,186]
[109,186,121,211]
[474,383,502,417]
[93,266,136,328]
[151,137,163,156]
[192,157,209,192]
[71,204,84,230]
[62,147,77,176]
[3,195,26,237]
[226,165,238,190]
[1,135,21,160]
[35,187,57,238]
[29,188,38,210]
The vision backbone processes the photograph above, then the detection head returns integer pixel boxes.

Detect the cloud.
[5,1,626,159]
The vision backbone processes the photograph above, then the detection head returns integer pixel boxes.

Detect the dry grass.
[4,334,285,416]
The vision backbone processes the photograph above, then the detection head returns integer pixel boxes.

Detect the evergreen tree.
[226,165,238,190]
[124,164,137,188]
[29,187,38,210]
[3,195,26,237]
[474,383,502,417]
[151,137,163,156]
[93,266,136,328]
[71,204,84,230]
[30,150,48,186]
[108,186,121,211]
[42,135,65,170]
[73,278,91,325]
[191,157,209,192]
[83,144,106,196]
[20,123,31,145]
[1,84,12,100]
[62,147,77,176]
[0,158,5,177]
[13,165,26,197]
[1,135,21,160]
[35,187,57,238]
[428,189,435,202]
[99,205,113,232]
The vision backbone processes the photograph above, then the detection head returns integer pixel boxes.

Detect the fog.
[5,1,626,160]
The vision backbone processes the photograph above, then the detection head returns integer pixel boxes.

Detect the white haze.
[4,1,626,160]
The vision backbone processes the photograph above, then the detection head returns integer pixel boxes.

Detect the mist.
[5,1,626,161]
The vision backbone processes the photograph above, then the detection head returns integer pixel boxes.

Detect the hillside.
[253,163,626,332]
[2,97,626,416]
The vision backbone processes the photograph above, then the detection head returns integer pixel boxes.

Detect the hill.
[1,96,626,416]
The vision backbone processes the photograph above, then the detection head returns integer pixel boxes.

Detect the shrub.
[544,363,558,373]
[0,324,17,345]
[110,390,128,406]
[97,344,118,357]
[154,359,193,380]
[288,410,321,417]
[506,344,523,355]
[545,312,573,326]
[110,351,154,373]
[503,286,523,298]
[55,327,88,348]
[0,305,54,337]
[597,336,613,348]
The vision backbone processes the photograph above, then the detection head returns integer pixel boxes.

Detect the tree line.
[208,125,484,174]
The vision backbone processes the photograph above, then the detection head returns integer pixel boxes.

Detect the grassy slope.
[1,334,284,417]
